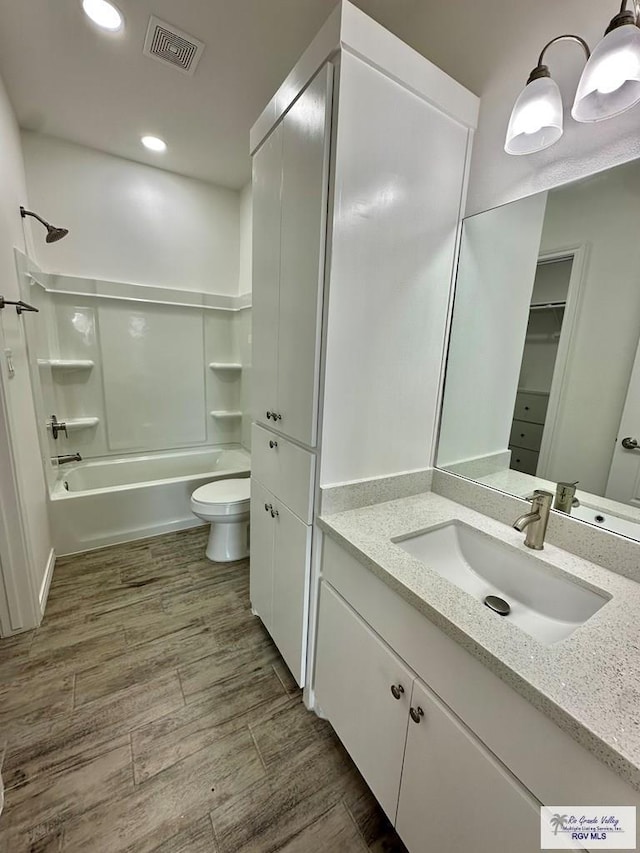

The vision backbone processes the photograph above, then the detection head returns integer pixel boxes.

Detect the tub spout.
[53,453,82,465]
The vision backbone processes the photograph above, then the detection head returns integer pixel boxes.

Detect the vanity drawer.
[251,423,315,523]
[509,420,543,452]
[508,446,539,476]
[513,392,548,425]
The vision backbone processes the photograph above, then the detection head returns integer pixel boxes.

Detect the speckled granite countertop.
[318,491,640,792]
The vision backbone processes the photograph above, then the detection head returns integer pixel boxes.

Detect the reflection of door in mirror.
[508,259,570,477]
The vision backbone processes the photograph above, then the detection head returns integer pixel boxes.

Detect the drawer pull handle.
[270,507,279,518]
[390,684,404,700]
[264,503,272,513]
[409,706,424,724]
[269,440,278,449]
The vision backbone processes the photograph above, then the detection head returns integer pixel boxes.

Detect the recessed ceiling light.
[82,0,124,32]
[141,135,167,153]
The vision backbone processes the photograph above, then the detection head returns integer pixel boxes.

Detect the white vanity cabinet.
[316,580,541,852]
[315,536,640,853]
[396,679,541,853]
[314,582,414,818]
[251,64,332,450]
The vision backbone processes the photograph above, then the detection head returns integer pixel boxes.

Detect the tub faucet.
[53,453,82,466]
[513,490,553,550]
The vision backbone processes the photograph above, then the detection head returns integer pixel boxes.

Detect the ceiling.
[0,0,603,189]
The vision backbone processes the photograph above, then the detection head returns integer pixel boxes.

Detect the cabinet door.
[252,124,282,429]
[315,582,413,821]
[277,63,332,448]
[251,423,315,524]
[249,478,275,631]
[396,679,542,853]
[271,500,311,686]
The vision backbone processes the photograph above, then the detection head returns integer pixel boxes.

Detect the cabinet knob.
[264,502,272,513]
[409,706,424,724]
[269,440,278,449]
[266,411,273,420]
[270,507,279,518]
[273,412,282,421]
[390,684,405,700]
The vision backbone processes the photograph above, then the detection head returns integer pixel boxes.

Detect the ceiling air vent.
[143,16,205,76]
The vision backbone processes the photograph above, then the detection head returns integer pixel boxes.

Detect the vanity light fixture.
[81,0,124,32]
[505,1,640,155]
[572,0,640,122]
[141,135,167,152]
[505,35,590,155]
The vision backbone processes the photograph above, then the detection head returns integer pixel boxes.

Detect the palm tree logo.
[550,814,569,835]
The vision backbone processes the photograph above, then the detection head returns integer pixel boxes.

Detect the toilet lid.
[191,478,250,507]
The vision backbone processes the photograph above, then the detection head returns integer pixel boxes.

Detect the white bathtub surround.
[190,478,250,562]
[49,447,249,555]
[432,468,640,585]
[320,469,434,514]
[19,267,252,460]
[318,491,640,792]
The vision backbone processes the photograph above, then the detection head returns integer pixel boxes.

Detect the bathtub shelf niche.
[208,363,242,371]
[38,359,95,371]
[47,417,100,432]
[210,411,242,420]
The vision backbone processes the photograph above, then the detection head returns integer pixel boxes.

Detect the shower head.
[20,206,69,244]
[45,225,69,243]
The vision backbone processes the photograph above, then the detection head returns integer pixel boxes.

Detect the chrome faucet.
[53,453,82,466]
[554,481,579,514]
[513,490,553,550]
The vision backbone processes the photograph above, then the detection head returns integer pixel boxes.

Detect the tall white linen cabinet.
[250,2,479,686]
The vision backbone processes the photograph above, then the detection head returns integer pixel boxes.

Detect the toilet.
[190,478,251,562]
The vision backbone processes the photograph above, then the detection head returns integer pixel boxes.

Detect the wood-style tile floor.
[0,526,406,853]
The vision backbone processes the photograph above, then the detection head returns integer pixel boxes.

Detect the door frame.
[536,243,589,480]
[0,323,41,636]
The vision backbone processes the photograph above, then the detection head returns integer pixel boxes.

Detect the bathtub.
[49,446,251,555]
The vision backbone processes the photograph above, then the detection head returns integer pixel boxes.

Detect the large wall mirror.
[437,158,640,542]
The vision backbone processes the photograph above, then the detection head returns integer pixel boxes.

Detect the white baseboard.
[39,548,56,614]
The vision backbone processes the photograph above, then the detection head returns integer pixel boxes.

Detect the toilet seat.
[190,478,250,519]
[192,478,250,507]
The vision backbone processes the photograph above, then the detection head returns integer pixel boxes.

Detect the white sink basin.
[393,521,609,644]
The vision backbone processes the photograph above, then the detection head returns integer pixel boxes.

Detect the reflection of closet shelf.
[210,410,242,419]
[38,359,94,371]
[48,417,99,432]
[529,301,566,311]
[209,362,242,371]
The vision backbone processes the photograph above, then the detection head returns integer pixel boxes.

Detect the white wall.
[238,184,252,295]
[438,193,547,467]
[21,132,241,294]
[0,76,52,631]
[539,161,640,494]
[466,3,640,216]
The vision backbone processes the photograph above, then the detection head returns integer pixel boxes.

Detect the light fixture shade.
[505,76,563,155]
[572,24,640,122]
